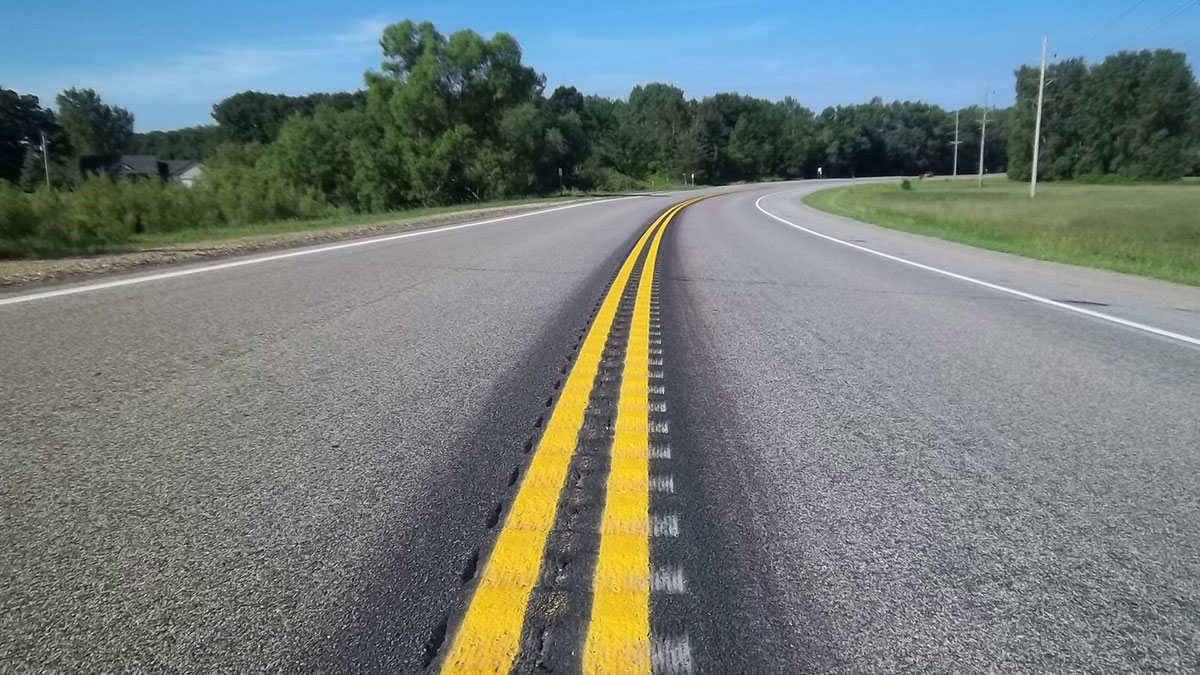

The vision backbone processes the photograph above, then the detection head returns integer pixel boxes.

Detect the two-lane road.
[2,182,1198,673]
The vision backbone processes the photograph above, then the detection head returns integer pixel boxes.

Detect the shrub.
[0,182,38,240]
[65,175,137,245]
[580,166,646,193]
[900,179,913,191]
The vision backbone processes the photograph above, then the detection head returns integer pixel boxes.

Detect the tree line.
[1008,49,1200,181]
[1,19,1198,258]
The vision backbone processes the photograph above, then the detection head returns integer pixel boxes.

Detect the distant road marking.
[651,636,695,675]
[582,197,703,674]
[0,198,638,308]
[650,566,687,593]
[649,475,675,493]
[755,192,1200,348]
[439,197,702,674]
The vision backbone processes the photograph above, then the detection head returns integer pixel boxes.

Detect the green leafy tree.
[627,83,690,178]
[130,126,221,159]
[212,90,364,144]
[1009,50,1195,181]
[366,19,546,204]
[1009,58,1089,180]
[694,93,762,182]
[0,88,73,185]
[55,87,133,156]
[1084,50,1197,180]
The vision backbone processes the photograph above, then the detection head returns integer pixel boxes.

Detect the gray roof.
[113,155,161,176]
[164,160,200,177]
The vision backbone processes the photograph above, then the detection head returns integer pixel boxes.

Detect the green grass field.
[804,178,1200,286]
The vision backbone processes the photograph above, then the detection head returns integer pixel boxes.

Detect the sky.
[4,0,1199,131]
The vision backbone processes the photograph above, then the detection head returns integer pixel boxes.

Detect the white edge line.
[754,191,1200,348]
[0,197,640,307]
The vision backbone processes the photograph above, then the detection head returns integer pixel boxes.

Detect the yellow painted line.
[441,197,704,674]
[582,197,706,673]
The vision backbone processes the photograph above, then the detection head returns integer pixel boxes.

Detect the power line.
[1167,23,1200,49]
[1175,32,1200,51]
[1119,0,1197,49]
[1072,0,1148,53]
[1046,0,1090,36]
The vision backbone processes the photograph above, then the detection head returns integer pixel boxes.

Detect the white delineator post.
[1031,34,1048,198]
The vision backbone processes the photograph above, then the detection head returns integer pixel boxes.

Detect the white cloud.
[328,17,391,46]
[8,16,389,122]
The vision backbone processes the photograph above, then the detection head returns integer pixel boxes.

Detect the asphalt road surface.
[2,181,1198,674]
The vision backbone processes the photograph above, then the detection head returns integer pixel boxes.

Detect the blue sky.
[4,0,1199,131]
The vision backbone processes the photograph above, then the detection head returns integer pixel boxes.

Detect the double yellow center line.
[440,196,706,674]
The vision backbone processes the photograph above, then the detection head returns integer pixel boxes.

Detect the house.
[80,155,204,186]
[165,160,203,187]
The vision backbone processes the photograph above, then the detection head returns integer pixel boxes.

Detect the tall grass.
[804,179,1200,285]
[0,163,633,260]
[0,172,337,259]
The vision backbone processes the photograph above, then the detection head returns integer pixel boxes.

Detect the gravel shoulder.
[0,199,594,288]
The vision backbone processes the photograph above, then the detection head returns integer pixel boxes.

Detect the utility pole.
[1030,34,1048,198]
[951,110,963,178]
[977,81,989,188]
[41,131,50,188]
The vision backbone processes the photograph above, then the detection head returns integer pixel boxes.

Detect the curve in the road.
[757,189,1200,348]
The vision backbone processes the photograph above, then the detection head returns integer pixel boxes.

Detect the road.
[2,181,1198,673]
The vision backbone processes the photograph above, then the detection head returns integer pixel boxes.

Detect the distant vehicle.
[920,171,934,179]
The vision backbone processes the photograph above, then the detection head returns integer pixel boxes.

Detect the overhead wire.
[1071,0,1148,53]
[1118,0,1198,48]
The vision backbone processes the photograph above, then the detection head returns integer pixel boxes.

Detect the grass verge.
[0,194,614,286]
[117,195,585,250]
[804,178,1200,286]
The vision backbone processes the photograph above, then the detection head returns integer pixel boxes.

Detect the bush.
[0,144,347,258]
[0,182,38,240]
[900,179,913,191]
[65,175,138,245]
[580,165,647,193]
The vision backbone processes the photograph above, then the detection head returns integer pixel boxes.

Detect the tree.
[1009,50,1196,181]
[1084,50,1197,180]
[727,100,788,179]
[0,88,45,184]
[365,19,546,204]
[1009,58,1089,181]
[130,126,221,159]
[627,83,690,177]
[211,90,364,144]
[694,93,763,182]
[0,88,74,186]
[55,87,133,156]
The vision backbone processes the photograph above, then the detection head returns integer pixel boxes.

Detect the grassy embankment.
[804,178,1200,286]
[0,179,704,260]
[126,182,710,250]
[122,195,581,249]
